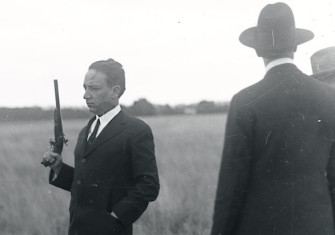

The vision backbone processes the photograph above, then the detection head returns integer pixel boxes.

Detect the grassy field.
[0,113,227,235]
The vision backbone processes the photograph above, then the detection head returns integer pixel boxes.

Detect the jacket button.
[81,159,86,163]
[77,180,82,185]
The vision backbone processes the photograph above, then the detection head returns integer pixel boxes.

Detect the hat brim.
[239,27,314,49]
[312,68,335,82]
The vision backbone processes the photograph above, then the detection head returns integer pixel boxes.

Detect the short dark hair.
[89,58,126,97]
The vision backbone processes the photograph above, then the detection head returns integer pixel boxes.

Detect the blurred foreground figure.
[211,3,335,235]
[311,46,335,84]
[42,59,159,235]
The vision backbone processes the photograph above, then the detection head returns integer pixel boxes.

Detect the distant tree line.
[0,107,92,122]
[0,99,229,122]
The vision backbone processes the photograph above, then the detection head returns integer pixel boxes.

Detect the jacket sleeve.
[211,95,254,235]
[112,123,160,226]
[49,163,74,192]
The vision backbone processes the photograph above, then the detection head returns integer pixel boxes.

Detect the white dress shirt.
[87,105,121,140]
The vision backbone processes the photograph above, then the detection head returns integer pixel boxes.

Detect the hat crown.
[311,47,335,74]
[256,3,296,48]
[239,2,314,57]
[257,2,295,27]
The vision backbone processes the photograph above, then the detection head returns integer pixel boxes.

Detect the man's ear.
[111,85,121,98]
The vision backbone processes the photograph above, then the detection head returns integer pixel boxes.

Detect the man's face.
[83,69,118,116]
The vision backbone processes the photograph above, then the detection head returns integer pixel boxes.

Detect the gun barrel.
[54,80,61,118]
[54,80,61,111]
[54,79,64,135]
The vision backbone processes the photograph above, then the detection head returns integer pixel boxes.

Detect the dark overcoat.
[50,111,160,235]
[211,64,335,235]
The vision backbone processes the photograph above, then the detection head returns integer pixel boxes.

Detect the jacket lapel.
[83,111,127,158]
[75,116,95,158]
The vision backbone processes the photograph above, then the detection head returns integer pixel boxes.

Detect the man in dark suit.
[211,3,335,235]
[42,59,160,235]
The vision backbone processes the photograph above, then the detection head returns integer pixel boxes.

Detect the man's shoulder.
[231,80,264,104]
[122,112,152,131]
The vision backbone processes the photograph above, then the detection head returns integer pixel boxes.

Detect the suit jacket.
[50,111,160,235]
[211,64,335,235]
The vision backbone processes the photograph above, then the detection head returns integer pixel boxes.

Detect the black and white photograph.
[1,0,335,234]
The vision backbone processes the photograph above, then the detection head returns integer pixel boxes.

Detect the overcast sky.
[1,0,334,108]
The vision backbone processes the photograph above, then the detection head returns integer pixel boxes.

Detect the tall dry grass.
[0,114,226,234]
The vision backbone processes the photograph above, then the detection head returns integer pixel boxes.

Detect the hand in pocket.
[77,210,124,235]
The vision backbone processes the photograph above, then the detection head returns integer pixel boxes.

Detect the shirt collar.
[89,105,121,138]
[265,58,294,73]
[96,105,121,126]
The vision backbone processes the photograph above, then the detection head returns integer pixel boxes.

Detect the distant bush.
[196,100,229,114]
[124,98,157,116]
[0,107,52,122]
[155,104,185,116]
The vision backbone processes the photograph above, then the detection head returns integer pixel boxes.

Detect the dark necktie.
[87,118,100,147]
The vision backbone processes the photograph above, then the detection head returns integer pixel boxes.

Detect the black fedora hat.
[311,46,335,82]
[239,2,314,57]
